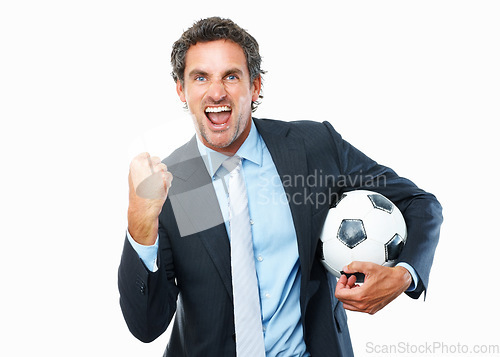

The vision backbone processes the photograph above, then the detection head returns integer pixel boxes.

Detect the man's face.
[176,40,261,155]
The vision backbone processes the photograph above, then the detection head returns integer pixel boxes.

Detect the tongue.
[207,111,231,125]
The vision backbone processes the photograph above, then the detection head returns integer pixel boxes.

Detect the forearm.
[396,193,443,297]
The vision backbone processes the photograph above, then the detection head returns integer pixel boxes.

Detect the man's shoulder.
[254,117,328,130]
[254,117,337,142]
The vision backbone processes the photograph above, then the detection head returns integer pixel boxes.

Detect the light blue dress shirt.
[196,120,309,356]
[127,120,419,356]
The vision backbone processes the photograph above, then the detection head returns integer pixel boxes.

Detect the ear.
[176,80,186,102]
[251,75,262,102]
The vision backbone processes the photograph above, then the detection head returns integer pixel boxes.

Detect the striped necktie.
[223,155,266,357]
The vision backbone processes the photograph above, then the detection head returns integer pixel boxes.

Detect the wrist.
[127,207,159,246]
[393,265,412,292]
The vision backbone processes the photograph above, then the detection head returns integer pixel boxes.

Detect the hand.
[128,152,173,245]
[334,261,412,315]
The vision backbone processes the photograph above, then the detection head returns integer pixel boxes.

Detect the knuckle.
[131,152,150,166]
[150,157,161,166]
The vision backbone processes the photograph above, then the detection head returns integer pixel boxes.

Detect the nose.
[206,80,227,103]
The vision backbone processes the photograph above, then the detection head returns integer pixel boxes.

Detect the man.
[118,17,442,356]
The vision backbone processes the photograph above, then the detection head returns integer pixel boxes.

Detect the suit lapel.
[254,119,313,284]
[167,137,233,298]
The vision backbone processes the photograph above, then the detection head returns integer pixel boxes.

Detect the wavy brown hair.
[171,17,265,111]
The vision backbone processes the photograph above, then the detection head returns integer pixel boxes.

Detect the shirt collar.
[195,119,263,178]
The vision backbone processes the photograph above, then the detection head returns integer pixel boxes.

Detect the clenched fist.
[128,152,173,245]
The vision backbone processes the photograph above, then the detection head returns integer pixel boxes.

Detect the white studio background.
[1,1,499,356]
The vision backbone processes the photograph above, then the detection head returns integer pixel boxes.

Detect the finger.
[153,162,167,173]
[337,274,348,287]
[150,156,162,166]
[337,286,367,309]
[338,275,357,290]
[342,302,374,314]
[153,163,173,190]
[130,153,150,191]
[131,152,154,173]
[343,261,375,275]
[151,159,172,186]
[147,155,154,173]
[335,282,357,300]
[347,274,358,288]
[336,279,367,301]
[341,303,361,312]
[163,170,173,190]
[136,152,153,163]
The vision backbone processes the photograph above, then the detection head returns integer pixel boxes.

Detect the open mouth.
[205,105,232,129]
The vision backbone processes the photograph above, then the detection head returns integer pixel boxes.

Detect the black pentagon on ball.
[385,233,405,261]
[318,241,325,260]
[368,193,394,213]
[337,219,367,248]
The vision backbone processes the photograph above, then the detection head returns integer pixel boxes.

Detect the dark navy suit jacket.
[118,118,443,356]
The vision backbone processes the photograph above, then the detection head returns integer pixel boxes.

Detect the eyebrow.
[223,68,244,78]
[187,68,245,79]
[187,69,209,79]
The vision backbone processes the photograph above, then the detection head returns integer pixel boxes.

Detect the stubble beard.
[199,111,244,151]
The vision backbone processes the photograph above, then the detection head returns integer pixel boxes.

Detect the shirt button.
[250,219,254,225]
[257,255,263,262]
[265,293,271,299]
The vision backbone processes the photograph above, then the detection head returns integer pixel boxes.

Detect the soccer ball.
[319,190,407,282]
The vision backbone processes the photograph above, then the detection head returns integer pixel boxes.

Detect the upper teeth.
[205,106,231,113]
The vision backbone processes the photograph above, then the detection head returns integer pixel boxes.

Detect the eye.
[226,74,238,81]
[195,76,206,82]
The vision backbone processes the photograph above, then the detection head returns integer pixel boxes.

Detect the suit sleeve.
[118,220,179,342]
[323,121,443,299]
